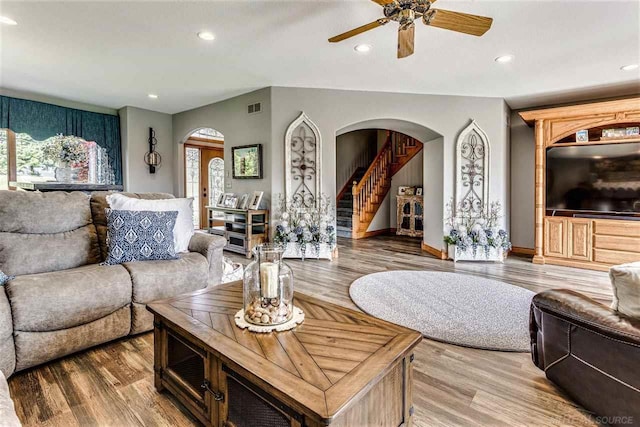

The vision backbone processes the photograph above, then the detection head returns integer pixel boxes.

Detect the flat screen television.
[546,142,640,216]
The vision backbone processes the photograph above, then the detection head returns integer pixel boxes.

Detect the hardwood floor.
[8,235,612,426]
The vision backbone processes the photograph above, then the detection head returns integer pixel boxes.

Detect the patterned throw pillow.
[0,271,14,286]
[104,209,179,265]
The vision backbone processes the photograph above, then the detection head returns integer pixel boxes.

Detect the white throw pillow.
[609,261,640,318]
[106,193,195,253]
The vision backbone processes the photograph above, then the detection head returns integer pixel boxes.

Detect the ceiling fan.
[328,0,493,59]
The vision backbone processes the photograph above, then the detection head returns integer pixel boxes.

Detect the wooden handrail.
[351,130,424,237]
[353,138,392,195]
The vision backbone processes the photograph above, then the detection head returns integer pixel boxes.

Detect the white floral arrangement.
[273,194,336,258]
[443,198,512,257]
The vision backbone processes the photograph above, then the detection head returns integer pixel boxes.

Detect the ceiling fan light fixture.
[495,55,514,64]
[620,64,638,71]
[354,44,372,53]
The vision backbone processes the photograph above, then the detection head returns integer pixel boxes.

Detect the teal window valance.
[0,96,122,184]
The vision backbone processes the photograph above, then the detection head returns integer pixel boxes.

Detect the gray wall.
[269,87,509,250]
[335,129,376,191]
[423,137,445,248]
[119,106,174,193]
[172,88,271,201]
[509,110,536,249]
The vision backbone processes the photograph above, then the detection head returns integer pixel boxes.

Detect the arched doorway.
[335,118,444,252]
[183,128,224,229]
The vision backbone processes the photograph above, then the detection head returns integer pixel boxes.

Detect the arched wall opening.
[179,127,225,229]
[335,118,445,252]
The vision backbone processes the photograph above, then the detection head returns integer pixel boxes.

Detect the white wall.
[119,106,174,193]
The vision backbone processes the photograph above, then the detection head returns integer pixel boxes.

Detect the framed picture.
[216,193,225,206]
[248,191,264,210]
[398,186,410,196]
[576,130,589,142]
[222,193,239,208]
[405,187,415,196]
[416,187,423,196]
[238,194,249,210]
[232,144,263,179]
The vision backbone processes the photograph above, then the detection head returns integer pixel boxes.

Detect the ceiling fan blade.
[397,23,415,59]
[424,9,493,36]
[329,19,389,43]
[370,0,396,5]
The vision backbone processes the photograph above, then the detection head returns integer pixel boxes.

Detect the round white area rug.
[349,271,535,352]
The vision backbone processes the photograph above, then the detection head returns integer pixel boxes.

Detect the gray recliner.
[0,190,226,377]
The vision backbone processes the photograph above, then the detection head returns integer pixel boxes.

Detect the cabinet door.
[544,218,567,258]
[568,219,592,261]
[218,365,301,427]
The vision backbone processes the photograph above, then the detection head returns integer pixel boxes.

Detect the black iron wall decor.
[144,127,162,174]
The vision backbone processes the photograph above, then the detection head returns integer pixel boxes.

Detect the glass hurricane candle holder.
[243,244,294,326]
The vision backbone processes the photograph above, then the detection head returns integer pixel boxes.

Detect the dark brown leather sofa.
[530,289,640,426]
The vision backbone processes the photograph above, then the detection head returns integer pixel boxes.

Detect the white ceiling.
[1,0,638,114]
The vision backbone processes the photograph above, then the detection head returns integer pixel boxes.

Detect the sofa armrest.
[529,289,640,423]
[0,370,21,426]
[531,289,640,350]
[188,233,226,287]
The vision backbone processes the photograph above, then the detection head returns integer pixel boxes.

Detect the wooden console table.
[147,282,422,426]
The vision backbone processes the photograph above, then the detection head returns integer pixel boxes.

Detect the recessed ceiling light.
[354,44,372,53]
[495,55,514,63]
[620,64,638,71]
[148,94,158,99]
[197,31,215,41]
[0,16,18,26]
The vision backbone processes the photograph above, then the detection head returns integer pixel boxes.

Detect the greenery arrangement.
[42,135,88,166]
[273,194,336,258]
[443,198,512,257]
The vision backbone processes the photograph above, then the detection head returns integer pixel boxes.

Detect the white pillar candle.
[260,262,279,299]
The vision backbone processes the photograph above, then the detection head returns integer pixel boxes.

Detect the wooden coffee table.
[147,281,422,427]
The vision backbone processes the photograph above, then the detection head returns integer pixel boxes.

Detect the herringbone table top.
[147,281,421,421]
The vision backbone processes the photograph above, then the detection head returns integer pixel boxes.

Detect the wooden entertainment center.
[520,97,640,271]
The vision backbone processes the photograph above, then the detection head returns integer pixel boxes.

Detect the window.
[0,129,116,190]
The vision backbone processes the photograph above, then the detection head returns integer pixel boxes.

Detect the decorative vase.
[54,161,73,183]
[243,244,294,326]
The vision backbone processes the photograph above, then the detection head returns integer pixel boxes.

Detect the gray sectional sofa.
[0,190,226,378]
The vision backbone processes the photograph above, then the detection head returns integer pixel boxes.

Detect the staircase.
[336,131,423,239]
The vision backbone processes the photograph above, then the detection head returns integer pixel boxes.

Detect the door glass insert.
[185,147,201,229]
[209,157,225,222]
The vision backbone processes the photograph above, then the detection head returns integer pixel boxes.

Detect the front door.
[200,147,224,228]
[185,144,224,230]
